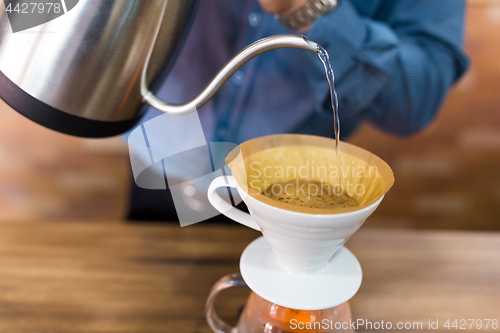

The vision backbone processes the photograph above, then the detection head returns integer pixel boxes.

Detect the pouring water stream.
[316,45,342,190]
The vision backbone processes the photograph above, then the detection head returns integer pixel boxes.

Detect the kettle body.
[0,0,318,138]
[0,0,198,137]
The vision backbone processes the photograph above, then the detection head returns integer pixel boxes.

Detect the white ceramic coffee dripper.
[209,175,383,272]
[207,134,394,310]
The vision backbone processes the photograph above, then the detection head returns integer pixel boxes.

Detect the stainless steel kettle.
[0,0,318,137]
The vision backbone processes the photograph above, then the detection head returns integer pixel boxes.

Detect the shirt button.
[248,12,262,27]
[232,70,245,86]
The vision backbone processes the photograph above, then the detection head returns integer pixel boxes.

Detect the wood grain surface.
[468,0,500,5]
[0,222,498,333]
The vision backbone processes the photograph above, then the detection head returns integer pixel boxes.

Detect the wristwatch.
[278,0,341,31]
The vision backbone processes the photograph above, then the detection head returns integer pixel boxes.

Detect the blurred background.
[0,0,498,231]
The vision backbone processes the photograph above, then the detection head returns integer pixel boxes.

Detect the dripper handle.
[205,273,247,333]
[208,176,261,231]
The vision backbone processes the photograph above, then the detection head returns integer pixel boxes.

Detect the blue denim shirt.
[140,0,468,144]
[128,0,468,221]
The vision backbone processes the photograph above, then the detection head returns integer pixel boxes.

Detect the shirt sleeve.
[304,0,469,135]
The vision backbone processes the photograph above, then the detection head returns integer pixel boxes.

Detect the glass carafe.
[206,274,353,333]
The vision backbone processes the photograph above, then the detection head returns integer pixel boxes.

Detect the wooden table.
[0,222,498,333]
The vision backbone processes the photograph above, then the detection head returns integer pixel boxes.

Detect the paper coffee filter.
[226,134,394,214]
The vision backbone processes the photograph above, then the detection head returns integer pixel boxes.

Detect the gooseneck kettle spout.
[142,35,319,115]
[0,0,319,137]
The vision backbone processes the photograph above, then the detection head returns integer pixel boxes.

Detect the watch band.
[278,0,341,31]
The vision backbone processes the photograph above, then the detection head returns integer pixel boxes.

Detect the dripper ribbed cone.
[225,134,394,272]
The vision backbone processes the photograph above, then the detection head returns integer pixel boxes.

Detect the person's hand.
[257,0,309,15]
[258,0,312,32]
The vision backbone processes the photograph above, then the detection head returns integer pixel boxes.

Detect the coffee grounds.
[261,179,357,209]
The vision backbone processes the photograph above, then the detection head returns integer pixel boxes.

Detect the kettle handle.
[205,273,248,333]
[141,34,319,115]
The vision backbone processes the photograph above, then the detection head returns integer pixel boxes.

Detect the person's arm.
[262,0,469,135]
